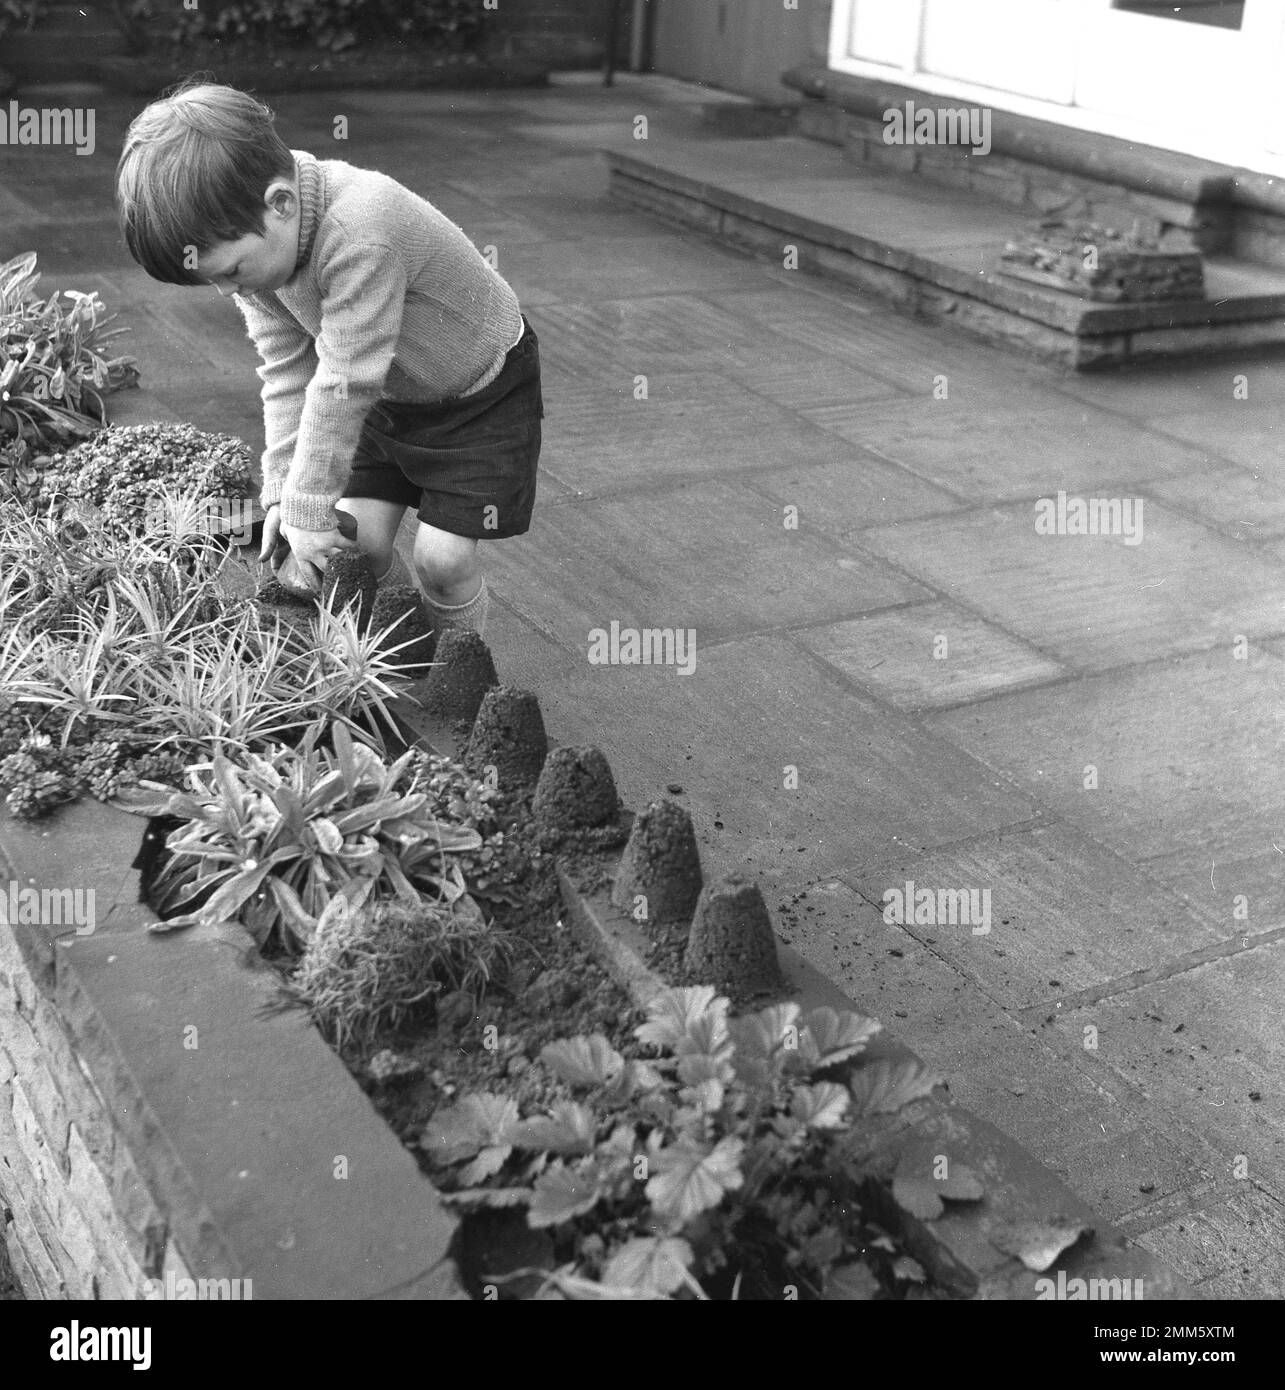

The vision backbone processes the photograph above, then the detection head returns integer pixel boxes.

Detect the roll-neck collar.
[292,149,322,272]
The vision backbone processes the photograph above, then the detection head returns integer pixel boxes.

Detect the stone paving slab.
[0,183,47,221]
[803,394,1214,503]
[339,91,527,116]
[771,879,1256,1237]
[1142,844,1285,934]
[534,374,881,494]
[839,820,1224,1012]
[860,500,1285,671]
[528,294,770,376]
[440,153,628,204]
[495,193,646,238]
[740,450,963,534]
[1147,464,1285,543]
[1143,401,1285,476]
[1126,1185,1285,1298]
[500,632,1041,891]
[713,286,1048,396]
[723,357,907,411]
[497,229,762,301]
[4,218,132,280]
[1050,358,1265,420]
[0,164,122,222]
[1045,946,1285,1191]
[927,647,1285,867]
[794,600,1066,709]
[482,475,929,642]
[101,392,184,429]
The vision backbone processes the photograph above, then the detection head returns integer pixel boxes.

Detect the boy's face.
[200,174,300,298]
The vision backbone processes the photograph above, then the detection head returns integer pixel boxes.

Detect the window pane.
[1113,1,1244,28]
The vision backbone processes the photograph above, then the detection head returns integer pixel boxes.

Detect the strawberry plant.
[0,253,139,447]
[424,985,945,1299]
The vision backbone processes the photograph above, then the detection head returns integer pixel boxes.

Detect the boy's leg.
[412,522,488,636]
[334,497,408,583]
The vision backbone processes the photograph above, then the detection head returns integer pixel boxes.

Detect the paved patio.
[3,71,1283,1297]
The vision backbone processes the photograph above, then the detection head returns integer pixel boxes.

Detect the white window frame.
[826,0,1285,174]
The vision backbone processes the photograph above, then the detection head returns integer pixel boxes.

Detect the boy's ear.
[264,179,297,219]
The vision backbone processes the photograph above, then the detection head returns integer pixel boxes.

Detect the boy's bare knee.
[412,528,479,600]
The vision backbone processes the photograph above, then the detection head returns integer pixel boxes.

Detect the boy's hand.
[259,505,359,593]
[260,504,288,569]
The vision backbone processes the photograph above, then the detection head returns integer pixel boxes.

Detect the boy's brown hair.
[115,78,295,285]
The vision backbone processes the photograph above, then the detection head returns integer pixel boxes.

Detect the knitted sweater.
[235,148,523,531]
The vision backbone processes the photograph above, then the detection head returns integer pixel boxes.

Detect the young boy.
[115,80,542,636]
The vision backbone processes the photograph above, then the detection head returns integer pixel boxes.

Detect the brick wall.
[0,912,190,1300]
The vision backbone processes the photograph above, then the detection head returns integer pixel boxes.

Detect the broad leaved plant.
[424,985,945,1299]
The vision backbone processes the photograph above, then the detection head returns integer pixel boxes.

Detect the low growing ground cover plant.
[424,984,947,1300]
[31,421,255,533]
[1,253,139,447]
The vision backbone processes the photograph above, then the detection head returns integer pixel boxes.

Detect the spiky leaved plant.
[123,721,489,954]
[0,489,425,818]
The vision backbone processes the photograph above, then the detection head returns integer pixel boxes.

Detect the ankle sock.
[423,578,489,638]
[372,551,412,589]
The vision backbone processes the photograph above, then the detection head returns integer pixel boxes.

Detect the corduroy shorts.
[343,315,543,539]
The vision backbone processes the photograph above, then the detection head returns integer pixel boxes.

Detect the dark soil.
[464,687,548,791]
[420,629,499,728]
[255,578,316,608]
[610,797,703,926]
[531,746,621,839]
[342,795,640,1150]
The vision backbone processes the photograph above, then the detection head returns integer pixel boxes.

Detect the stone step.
[604,137,1285,370]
